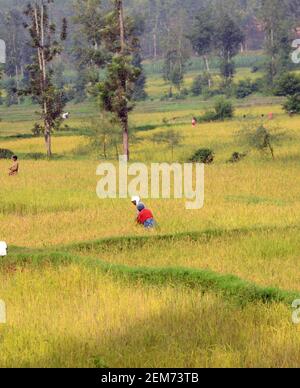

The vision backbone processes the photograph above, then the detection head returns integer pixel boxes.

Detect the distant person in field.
[131,195,141,217]
[131,195,140,207]
[192,117,197,127]
[9,155,19,176]
[136,202,156,229]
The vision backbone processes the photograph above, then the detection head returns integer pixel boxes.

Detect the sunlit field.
[1,68,300,367]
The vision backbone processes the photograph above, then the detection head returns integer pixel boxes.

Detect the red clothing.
[137,209,154,224]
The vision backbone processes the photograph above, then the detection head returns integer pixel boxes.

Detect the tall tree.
[24,0,68,157]
[97,0,141,161]
[131,15,147,101]
[188,5,215,88]
[162,9,191,95]
[72,0,108,70]
[3,10,27,91]
[72,0,108,100]
[215,11,244,88]
[259,0,292,87]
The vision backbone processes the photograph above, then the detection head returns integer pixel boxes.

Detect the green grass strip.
[8,224,300,256]
[2,250,299,306]
[25,223,296,255]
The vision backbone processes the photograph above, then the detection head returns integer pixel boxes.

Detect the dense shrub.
[283,94,300,114]
[190,74,211,96]
[199,110,218,122]
[0,149,14,159]
[214,98,234,119]
[274,73,300,96]
[198,98,234,123]
[189,148,214,164]
[191,76,202,96]
[235,79,258,99]
[228,152,247,163]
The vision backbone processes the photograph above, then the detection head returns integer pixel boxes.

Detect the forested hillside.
[0,0,299,108]
[0,0,299,59]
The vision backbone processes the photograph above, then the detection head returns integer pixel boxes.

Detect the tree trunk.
[41,4,52,157]
[203,55,212,89]
[44,125,52,158]
[153,13,159,58]
[115,142,119,160]
[268,141,275,160]
[153,31,157,58]
[270,26,275,84]
[12,28,21,105]
[103,135,107,159]
[15,65,20,104]
[116,0,129,161]
[122,116,129,161]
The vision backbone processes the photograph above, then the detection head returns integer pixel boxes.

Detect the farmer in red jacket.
[136,203,156,229]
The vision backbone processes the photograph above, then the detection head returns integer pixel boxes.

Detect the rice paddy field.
[0,67,300,368]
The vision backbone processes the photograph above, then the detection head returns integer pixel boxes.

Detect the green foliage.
[228,152,247,163]
[235,79,258,99]
[97,55,141,119]
[72,0,108,70]
[241,122,277,160]
[24,0,68,156]
[132,62,147,101]
[189,148,214,164]
[198,98,234,122]
[283,94,300,114]
[188,7,214,58]
[215,14,244,87]
[163,51,185,93]
[259,0,293,87]
[199,110,219,122]
[0,148,14,159]
[131,16,147,101]
[274,73,300,97]
[162,11,191,94]
[251,125,275,159]
[214,97,235,119]
[73,71,89,103]
[191,75,203,96]
[2,78,19,106]
[190,74,211,96]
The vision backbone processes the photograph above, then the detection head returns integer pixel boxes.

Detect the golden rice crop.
[0,264,299,368]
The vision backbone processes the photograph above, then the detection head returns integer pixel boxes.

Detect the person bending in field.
[131,195,140,207]
[9,155,19,176]
[136,202,156,229]
[131,195,141,217]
